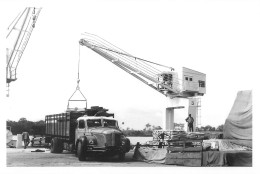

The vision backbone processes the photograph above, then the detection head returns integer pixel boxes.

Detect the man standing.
[22,132,30,149]
[185,114,194,132]
[158,132,168,148]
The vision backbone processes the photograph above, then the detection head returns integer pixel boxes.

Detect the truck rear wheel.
[51,137,63,153]
[118,152,125,161]
[77,141,86,161]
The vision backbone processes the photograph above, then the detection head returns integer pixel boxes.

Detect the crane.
[79,33,206,131]
[6,7,42,97]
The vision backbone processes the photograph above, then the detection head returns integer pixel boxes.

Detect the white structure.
[163,67,205,131]
[80,34,206,132]
[16,134,23,148]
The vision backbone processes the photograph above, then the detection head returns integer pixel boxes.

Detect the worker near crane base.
[158,132,168,148]
[185,114,194,132]
[22,132,30,149]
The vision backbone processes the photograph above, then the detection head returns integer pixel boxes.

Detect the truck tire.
[75,142,78,157]
[51,137,63,153]
[118,152,125,161]
[77,141,86,161]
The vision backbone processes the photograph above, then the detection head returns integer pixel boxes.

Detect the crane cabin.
[158,67,206,98]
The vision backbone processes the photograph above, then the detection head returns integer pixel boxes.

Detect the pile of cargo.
[153,130,207,142]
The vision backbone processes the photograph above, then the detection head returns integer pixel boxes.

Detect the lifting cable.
[67,44,87,110]
[87,43,174,71]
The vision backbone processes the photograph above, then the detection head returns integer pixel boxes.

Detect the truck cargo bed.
[45,111,85,143]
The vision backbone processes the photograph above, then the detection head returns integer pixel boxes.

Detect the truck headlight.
[88,139,94,145]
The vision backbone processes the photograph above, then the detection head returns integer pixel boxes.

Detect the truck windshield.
[87,119,102,127]
[103,119,117,127]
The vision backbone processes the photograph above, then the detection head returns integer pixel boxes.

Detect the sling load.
[67,45,87,111]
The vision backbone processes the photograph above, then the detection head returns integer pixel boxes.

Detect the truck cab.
[75,115,130,161]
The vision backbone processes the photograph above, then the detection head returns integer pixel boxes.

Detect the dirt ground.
[6,147,169,167]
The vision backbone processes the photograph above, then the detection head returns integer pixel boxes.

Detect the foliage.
[6,118,45,136]
[197,125,220,132]
[7,118,224,138]
[216,124,224,131]
[122,123,162,137]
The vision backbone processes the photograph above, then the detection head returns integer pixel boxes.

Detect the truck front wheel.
[51,137,63,153]
[77,141,86,161]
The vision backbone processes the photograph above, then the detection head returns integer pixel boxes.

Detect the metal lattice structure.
[79,33,186,98]
[6,7,41,96]
[79,33,205,98]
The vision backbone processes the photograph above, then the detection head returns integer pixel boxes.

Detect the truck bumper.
[85,146,123,153]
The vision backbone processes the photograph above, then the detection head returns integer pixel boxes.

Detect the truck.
[45,106,131,161]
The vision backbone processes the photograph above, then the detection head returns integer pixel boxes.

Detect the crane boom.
[6,7,42,84]
[79,33,188,98]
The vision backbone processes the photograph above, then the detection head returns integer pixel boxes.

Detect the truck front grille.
[112,133,121,146]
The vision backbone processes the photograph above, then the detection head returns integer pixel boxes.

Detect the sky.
[1,0,259,131]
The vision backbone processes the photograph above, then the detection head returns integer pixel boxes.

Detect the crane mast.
[80,33,206,131]
[6,7,41,96]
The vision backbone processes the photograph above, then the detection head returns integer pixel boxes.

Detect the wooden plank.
[167,146,202,152]
[165,157,202,166]
[166,152,202,159]
[168,140,203,143]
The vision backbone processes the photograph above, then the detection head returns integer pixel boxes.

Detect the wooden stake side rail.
[166,139,203,166]
[167,140,203,152]
[167,146,203,153]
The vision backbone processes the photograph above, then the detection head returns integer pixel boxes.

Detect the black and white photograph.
[1,0,259,173]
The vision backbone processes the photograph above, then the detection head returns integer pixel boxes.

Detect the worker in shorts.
[185,114,194,132]
[22,132,30,149]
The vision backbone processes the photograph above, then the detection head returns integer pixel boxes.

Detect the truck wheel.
[75,143,78,157]
[51,137,63,153]
[118,152,125,161]
[77,141,86,161]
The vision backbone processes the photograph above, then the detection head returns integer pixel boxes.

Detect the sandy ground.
[6,147,169,167]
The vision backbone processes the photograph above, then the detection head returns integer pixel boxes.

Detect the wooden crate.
[165,152,202,166]
[167,146,202,152]
[166,139,203,166]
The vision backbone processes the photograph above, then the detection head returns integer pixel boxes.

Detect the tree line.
[122,123,224,137]
[6,118,224,137]
[7,117,45,136]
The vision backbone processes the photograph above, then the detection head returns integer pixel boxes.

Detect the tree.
[216,124,224,132]
[7,118,45,136]
[204,125,216,131]
[152,126,162,130]
[18,117,27,122]
[145,123,151,131]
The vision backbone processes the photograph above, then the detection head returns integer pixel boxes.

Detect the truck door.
[75,119,86,141]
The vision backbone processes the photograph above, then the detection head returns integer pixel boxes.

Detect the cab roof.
[77,115,116,121]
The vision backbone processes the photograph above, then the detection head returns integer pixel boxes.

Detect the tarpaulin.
[224,90,252,140]
[133,147,167,164]
[202,151,252,167]
[203,139,252,151]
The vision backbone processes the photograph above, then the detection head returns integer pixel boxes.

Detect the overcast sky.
[1,0,259,131]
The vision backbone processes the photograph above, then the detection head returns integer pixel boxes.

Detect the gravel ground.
[6,147,169,167]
